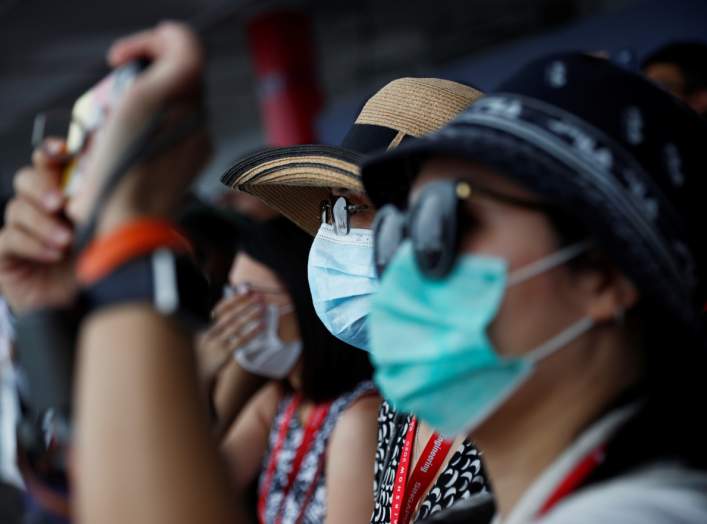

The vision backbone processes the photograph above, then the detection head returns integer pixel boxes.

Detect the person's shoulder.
[337,392,381,428]
[249,381,285,425]
[252,380,284,404]
[329,392,381,444]
[541,463,707,524]
[345,393,382,417]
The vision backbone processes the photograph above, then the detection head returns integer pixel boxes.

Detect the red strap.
[390,418,416,524]
[259,395,301,523]
[293,447,326,524]
[537,444,606,517]
[283,404,331,496]
[77,218,192,285]
[391,417,454,524]
[259,396,332,524]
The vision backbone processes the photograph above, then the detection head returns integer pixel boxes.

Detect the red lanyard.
[258,394,331,524]
[537,443,607,517]
[390,417,454,524]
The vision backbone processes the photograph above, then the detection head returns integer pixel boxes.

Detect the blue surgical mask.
[369,240,593,437]
[308,223,378,350]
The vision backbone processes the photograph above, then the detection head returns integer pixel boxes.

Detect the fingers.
[0,226,63,263]
[1,140,73,266]
[108,28,156,66]
[33,137,71,168]
[202,290,268,355]
[19,138,69,210]
[4,198,72,250]
[217,315,265,349]
[210,300,265,341]
[13,166,65,215]
[199,330,232,357]
[107,22,204,114]
[212,288,262,319]
[196,334,232,381]
[196,304,266,378]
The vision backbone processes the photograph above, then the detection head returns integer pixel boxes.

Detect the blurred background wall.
[1,0,705,199]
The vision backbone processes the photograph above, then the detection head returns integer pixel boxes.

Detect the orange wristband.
[76,218,192,286]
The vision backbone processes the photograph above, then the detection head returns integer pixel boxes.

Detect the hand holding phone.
[1,23,207,314]
[61,61,146,196]
[65,22,210,233]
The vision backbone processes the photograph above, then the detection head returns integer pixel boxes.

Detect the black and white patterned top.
[371,401,489,523]
[258,381,377,524]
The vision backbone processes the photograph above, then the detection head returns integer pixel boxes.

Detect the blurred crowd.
[1,22,707,524]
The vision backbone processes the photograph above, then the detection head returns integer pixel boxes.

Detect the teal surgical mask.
[369,240,593,437]
[308,223,378,350]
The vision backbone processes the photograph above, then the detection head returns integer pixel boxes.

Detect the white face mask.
[307,223,378,351]
[227,286,302,379]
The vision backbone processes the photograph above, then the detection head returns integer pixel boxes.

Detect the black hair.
[177,196,241,308]
[547,206,707,485]
[501,132,707,479]
[178,196,240,262]
[236,215,373,403]
[642,41,707,95]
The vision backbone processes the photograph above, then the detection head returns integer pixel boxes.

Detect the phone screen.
[62,61,145,195]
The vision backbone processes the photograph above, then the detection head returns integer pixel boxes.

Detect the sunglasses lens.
[410,183,457,278]
[333,197,349,235]
[320,200,330,225]
[373,205,406,277]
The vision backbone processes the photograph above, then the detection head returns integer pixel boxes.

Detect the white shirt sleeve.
[539,464,707,524]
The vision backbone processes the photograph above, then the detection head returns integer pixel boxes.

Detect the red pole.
[247,9,324,146]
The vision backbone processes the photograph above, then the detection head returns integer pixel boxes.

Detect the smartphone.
[61,60,147,195]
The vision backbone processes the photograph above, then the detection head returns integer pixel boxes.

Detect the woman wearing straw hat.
[360,53,707,523]
[0,24,490,524]
[196,216,379,524]
[222,78,493,523]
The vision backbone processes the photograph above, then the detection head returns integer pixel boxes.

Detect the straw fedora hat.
[221,77,483,235]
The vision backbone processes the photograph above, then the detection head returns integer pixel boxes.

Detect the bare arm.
[76,306,246,524]
[0,20,245,524]
[220,381,281,491]
[324,395,381,524]
[195,289,268,439]
[72,23,246,523]
[213,359,267,439]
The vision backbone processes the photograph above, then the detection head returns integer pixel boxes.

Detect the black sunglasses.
[320,196,369,236]
[373,179,551,279]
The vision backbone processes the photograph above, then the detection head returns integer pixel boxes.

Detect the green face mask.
[369,240,593,437]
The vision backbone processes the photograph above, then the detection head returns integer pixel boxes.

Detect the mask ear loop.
[524,305,628,366]
[525,317,596,365]
[507,240,593,287]
[504,239,595,365]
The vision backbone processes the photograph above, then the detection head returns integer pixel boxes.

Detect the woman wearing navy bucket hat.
[223,78,494,523]
[362,53,707,523]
